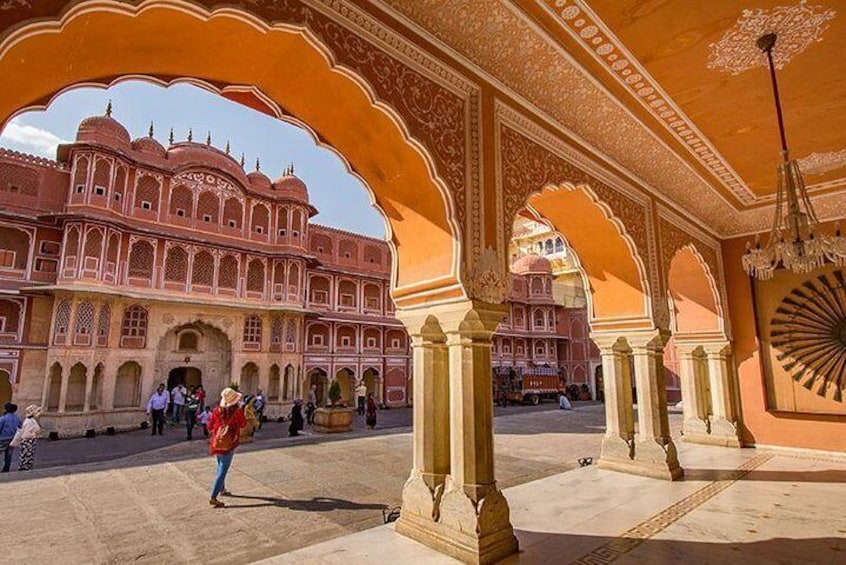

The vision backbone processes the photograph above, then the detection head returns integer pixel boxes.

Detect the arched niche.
[667,246,724,337]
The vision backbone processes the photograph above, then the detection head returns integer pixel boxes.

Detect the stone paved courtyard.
[0,402,668,564]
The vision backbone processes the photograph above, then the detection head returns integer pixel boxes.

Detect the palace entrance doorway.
[167,367,202,391]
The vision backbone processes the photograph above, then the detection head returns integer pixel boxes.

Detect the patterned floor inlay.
[571,454,774,564]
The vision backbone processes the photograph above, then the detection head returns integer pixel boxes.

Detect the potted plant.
[313,379,353,433]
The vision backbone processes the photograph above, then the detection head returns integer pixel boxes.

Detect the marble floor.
[261,444,846,564]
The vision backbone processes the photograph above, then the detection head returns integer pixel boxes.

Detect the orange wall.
[723,234,846,453]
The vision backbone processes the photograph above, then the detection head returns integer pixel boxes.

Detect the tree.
[328,379,342,406]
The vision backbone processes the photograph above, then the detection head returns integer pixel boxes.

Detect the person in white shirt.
[171,383,187,424]
[146,383,170,435]
[16,404,42,471]
[355,381,368,416]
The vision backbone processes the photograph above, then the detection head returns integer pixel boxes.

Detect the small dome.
[131,136,167,158]
[272,173,309,204]
[76,114,131,148]
[511,254,551,274]
[247,170,272,192]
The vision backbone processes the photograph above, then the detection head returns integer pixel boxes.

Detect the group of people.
[301,381,378,430]
[145,383,267,442]
[0,402,44,472]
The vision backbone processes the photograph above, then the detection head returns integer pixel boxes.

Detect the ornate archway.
[0,0,464,304]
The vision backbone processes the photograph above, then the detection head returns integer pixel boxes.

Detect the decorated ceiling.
[379,0,846,235]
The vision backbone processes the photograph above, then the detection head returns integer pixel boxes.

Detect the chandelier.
[742,33,846,280]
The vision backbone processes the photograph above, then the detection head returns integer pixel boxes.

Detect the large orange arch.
[667,245,724,337]
[525,184,652,330]
[0,0,462,304]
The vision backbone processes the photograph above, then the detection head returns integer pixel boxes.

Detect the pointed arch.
[667,245,724,337]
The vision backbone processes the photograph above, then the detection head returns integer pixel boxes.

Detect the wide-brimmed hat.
[25,404,41,418]
[219,387,242,408]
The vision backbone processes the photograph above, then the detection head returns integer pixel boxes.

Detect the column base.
[632,437,684,481]
[600,434,633,462]
[397,480,518,565]
[707,417,742,448]
[683,431,742,448]
[399,470,445,522]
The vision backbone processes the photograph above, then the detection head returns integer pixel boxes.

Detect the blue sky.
[0,81,386,239]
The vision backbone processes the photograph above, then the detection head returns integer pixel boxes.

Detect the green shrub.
[328,380,342,405]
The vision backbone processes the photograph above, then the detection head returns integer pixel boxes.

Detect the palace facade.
[0,111,594,436]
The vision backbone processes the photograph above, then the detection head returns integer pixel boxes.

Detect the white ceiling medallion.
[708,1,836,75]
[798,149,846,175]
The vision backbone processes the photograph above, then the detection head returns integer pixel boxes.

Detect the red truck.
[493,366,565,406]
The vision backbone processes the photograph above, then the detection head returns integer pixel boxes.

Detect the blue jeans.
[210,451,234,499]
[172,403,183,423]
[2,443,13,473]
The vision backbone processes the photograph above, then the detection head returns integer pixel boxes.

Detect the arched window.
[113,167,126,210]
[120,305,148,348]
[545,239,553,255]
[83,229,103,264]
[197,191,219,224]
[134,175,160,211]
[53,300,71,345]
[309,276,330,304]
[291,208,303,238]
[169,184,193,217]
[114,361,142,408]
[251,204,269,235]
[73,156,89,193]
[269,365,281,401]
[177,331,198,351]
[243,315,262,350]
[127,241,154,280]
[288,263,300,297]
[277,206,289,237]
[534,309,545,329]
[97,303,111,347]
[338,279,357,308]
[191,251,215,287]
[246,259,265,294]
[164,246,188,283]
[0,226,31,270]
[73,301,94,346]
[285,318,297,348]
[218,255,239,290]
[223,198,243,229]
[271,317,284,352]
[92,159,111,195]
[555,237,564,253]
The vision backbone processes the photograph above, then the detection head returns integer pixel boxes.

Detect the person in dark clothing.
[289,399,304,437]
[365,393,377,430]
[0,402,22,473]
[184,388,201,440]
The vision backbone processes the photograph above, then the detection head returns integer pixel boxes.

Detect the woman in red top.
[208,387,248,508]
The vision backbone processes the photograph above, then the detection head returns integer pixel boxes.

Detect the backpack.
[211,411,237,452]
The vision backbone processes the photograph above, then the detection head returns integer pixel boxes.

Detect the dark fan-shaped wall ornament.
[770,270,846,402]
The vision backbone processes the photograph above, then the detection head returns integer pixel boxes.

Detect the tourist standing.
[365,393,377,430]
[254,388,266,429]
[355,381,367,416]
[146,383,169,436]
[208,387,247,508]
[288,399,304,437]
[241,396,259,444]
[195,385,206,411]
[198,406,212,437]
[16,404,42,471]
[306,384,317,425]
[185,388,201,440]
[0,402,22,473]
[171,383,187,423]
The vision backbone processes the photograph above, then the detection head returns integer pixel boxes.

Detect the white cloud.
[0,122,69,157]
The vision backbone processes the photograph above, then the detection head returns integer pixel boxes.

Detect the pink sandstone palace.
[0,110,603,436]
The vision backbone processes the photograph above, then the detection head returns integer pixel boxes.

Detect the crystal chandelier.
[742,33,846,280]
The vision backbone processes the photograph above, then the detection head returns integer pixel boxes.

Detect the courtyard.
[3,404,845,564]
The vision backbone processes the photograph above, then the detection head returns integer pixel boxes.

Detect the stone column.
[58,366,70,413]
[675,342,710,443]
[629,330,683,480]
[83,366,94,412]
[396,301,517,565]
[591,333,635,468]
[703,342,741,447]
[394,308,450,531]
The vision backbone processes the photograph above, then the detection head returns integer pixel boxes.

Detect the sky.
[0,81,386,239]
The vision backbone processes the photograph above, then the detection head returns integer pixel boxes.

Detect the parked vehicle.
[493,366,565,406]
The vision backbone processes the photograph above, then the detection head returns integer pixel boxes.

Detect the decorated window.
[96,303,111,347]
[191,251,215,286]
[53,300,71,344]
[243,315,262,345]
[127,241,155,279]
[120,305,148,348]
[164,246,188,283]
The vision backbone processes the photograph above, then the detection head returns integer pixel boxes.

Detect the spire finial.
[225,140,230,155]
[168,127,174,145]
[290,162,295,175]
[240,153,245,168]
[105,100,113,117]
[187,128,193,143]
[148,121,154,138]
[206,131,212,146]
[255,158,261,172]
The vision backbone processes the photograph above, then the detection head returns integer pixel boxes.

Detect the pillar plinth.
[675,343,711,444]
[629,330,683,480]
